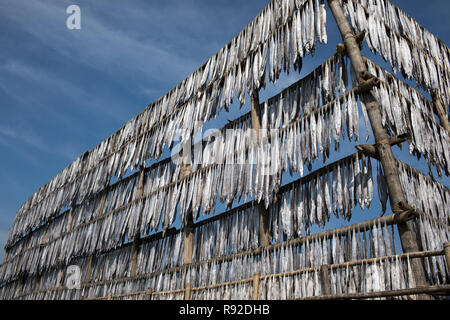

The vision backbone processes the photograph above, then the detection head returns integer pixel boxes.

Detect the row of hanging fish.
[151,253,419,300]
[366,59,450,176]
[148,225,410,300]
[5,51,350,250]
[7,0,329,251]
[258,254,419,300]
[343,0,450,106]
[184,221,399,291]
[270,153,374,240]
[1,214,400,299]
[0,219,184,284]
[150,256,422,300]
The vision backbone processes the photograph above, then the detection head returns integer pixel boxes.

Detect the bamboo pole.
[327,0,430,295]
[130,169,146,277]
[130,236,141,278]
[184,283,191,300]
[251,91,271,247]
[320,265,331,296]
[298,285,450,300]
[146,288,154,300]
[66,206,74,234]
[84,255,94,283]
[56,269,64,288]
[444,243,450,270]
[253,272,260,300]
[183,215,194,265]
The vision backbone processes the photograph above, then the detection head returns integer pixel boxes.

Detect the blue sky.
[0,0,449,259]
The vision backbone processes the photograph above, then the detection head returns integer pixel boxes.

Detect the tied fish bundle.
[343,0,450,107]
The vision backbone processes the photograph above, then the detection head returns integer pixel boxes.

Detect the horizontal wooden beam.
[355,133,410,160]
[297,285,450,300]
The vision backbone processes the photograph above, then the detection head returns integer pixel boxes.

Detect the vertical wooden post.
[41,222,51,245]
[444,243,450,270]
[251,91,271,247]
[131,168,146,278]
[183,214,194,265]
[182,155,194,266]
[137,167,145,199]
[252,272,260,300]
[184,283,191,300]
[84,255,94,284]
[130,236,141,278]
[35,275,41,293]
[66,207,74,234]
[320,265,331,296]
[327,0,429,295]
[146,288,154,300]
[98,187,110,217]
[17,276,26,298]
[431,90,450,135]
[2,250,8,263]
[56,269,64,288]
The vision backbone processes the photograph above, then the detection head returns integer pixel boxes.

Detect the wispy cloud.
[0,0,199,92]
[0,123,76,160]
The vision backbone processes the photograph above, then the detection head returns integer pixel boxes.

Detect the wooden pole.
[327,0,430,296]
[56,269,64,288]
[252,272,260,300]
[66,206,74,234]
[131,168,145,278]
[181,146,194,264]
[431,90,450,135]
[146,288,154,300]
[84,255,94,284]
[251,91,271,247]
[183,214,194,265]
[298,285,450,300]
[184,283,191,300]
[444,243,450,270]
[320,265,331,296]
[130,236,141,278]
[35,275,41,293]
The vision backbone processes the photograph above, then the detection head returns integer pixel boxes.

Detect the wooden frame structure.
[1,0,449,300]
